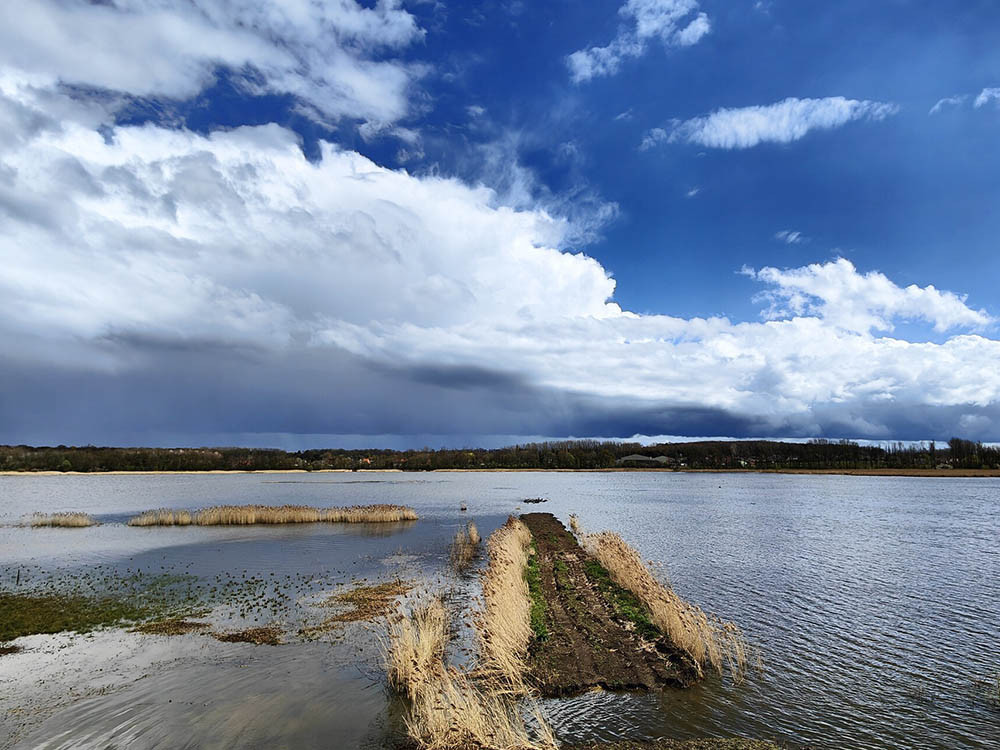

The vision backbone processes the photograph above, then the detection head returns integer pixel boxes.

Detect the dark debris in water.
[213,625,283,646]
[134,619,211,636]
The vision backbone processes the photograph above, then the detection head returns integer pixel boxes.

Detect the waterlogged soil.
[520,513,699,697]
[570,741,780,750]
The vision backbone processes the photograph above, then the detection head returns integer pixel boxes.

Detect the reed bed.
[26,512,98,528]
[449,521,481,571]
[476,516,534,686]
[128,509,194,526]
[582,530,753,682]
[386,596,555,750]
[127,504,417,526]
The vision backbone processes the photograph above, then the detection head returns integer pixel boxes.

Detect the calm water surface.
[1,472,997,749]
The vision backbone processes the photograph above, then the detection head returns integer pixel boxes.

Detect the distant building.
[616,454,673,467]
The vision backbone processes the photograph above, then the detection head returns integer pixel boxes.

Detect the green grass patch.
[583,559,661,640]
[524,543,548,640]
[0,591,153,642]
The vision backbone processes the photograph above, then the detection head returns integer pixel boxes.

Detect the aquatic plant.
[25,512,98,528]
[477,516,535,685]
[127,504,418,526]
[568,514,582,536]
[449,522,481,571]
[385,595,555,750]
[127,509,194,526]
[213,625,282,645]
[581,531,754,682]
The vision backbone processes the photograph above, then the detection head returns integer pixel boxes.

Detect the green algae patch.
[0,591,152,642]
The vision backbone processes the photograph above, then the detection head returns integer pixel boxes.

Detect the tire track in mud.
[520,513,699,697]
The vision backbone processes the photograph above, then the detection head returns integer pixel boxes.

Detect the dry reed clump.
[385,596,555,750]
[127,503,418,526]
[26,512,98,528]
[476,516,534,686]
[582,531,753,682]
[449,522,482,571]
[568,514,582,536]
[127,509,194,526]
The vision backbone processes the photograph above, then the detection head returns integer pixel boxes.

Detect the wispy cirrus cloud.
[929,87,1000,114]
[567,0,710,84]
[774,230,806,245]
[974,87,1000,108]
[642,96,898,150]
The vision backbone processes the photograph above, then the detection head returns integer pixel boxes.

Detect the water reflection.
[2,472,998,749]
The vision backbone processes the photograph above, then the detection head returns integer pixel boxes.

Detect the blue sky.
[1,0,999,447]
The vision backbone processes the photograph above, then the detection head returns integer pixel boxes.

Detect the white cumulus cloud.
[745,258,993,334]
[643,97,898,150]
[2,72,999,441]
[0,0,424,126]
[567,0,710,83]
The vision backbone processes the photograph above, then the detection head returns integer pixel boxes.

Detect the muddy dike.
[520,513,700,696]
[567,741,780,750]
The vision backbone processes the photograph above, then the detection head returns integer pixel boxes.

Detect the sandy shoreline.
[3,467,997,478]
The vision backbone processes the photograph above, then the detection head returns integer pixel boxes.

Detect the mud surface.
[569,741,780,750]
[520,513,699,696]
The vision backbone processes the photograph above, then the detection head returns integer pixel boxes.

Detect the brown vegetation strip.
[25,512,98,528]
[323,581,412,624]
[213,625,283,645]
[134,619,210,636]
[519,513,700,696]
[127,503,418,526]
[0,644,22,656]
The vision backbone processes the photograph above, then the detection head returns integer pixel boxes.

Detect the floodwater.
[1,471,998,749]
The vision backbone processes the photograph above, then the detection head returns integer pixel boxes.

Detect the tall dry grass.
[385,595,555,750]
[26,512,98,528]
[127,504,417,526]
[582,530,753,682]
[127,509,194,526]
[449,521,481,571]
[476,516,534,686]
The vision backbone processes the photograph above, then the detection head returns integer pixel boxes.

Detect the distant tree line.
[1,437,997,473]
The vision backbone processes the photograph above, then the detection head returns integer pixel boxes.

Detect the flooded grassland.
[1,472,998,748]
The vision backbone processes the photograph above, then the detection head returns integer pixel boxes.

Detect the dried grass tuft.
[127,504,417,526]
[582,531,755,682]
[449,522,481,571]
[26,512,98,528]
[476,516,534,686]
[385,595,555,750]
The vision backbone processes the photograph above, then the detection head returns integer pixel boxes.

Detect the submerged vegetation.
[127,504,417,526]
[386,594,555,750]
[24,512,98,528]
[1,590,151,642]
[449,521,481,571]
[213,625,283,645]
[304,580,413,635]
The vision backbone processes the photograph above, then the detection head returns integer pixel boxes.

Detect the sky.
[1,0,999,449]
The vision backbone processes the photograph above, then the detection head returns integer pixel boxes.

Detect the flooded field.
[1,472,998,748]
